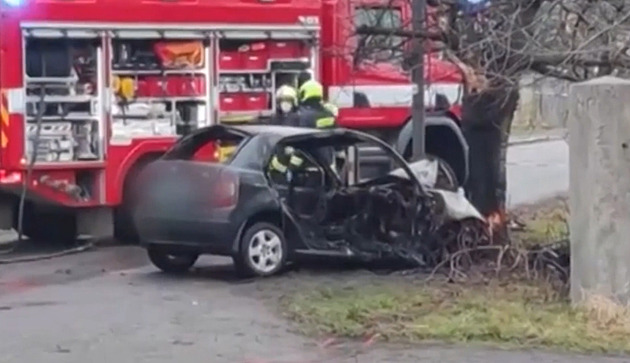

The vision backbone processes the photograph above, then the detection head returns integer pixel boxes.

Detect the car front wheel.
[234,222,287,277]
[147,246,199,274]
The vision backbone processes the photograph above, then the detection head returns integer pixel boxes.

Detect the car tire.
[234,222,287,278]
[147,246,199,274]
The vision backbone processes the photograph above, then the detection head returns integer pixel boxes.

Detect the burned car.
[134,124,485,276]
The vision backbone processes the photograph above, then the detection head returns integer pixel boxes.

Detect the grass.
[282,197,630,354]
[511,196,569,248]
[282,280,630,354]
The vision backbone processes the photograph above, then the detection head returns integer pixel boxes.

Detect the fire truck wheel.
[114,207,139,244]
[147,245,199,274]
[115,155,161,244]
[114,177,142,244]
[114,185,140,244]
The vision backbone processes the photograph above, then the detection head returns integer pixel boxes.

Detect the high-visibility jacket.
[295,102,336,130]
[269,146,304,174]
[323,102,339,117]
[296,101,336,166]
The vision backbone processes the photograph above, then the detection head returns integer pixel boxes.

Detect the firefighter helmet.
[275,85,298,105]
[298,80,324,102]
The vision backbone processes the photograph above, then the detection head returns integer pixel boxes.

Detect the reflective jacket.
[295,100,336,167]
[268,146,304,174]
[295,101,336,130]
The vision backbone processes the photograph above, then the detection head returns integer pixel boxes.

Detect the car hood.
[388,159,485,222]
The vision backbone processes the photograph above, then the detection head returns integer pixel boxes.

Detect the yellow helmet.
[298,80,323,102]
[275,85,297,105]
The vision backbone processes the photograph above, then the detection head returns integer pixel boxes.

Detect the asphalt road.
[507,139,568,208]
[1,248,627,363]
[0,138,599,363]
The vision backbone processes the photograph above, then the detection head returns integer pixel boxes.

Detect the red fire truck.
[0,0,467,243]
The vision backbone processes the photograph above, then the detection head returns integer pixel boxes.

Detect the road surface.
[507,139,568,208]
[0,138,595,363]
[1,247,627,363]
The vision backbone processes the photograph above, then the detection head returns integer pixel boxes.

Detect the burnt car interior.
[266,133,439,263]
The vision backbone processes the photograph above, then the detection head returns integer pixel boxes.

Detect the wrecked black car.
[134,124,485,277]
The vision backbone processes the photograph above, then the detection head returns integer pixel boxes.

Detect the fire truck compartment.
[24,37,103,163]
[217,38,314,122]
[110,37,210,140]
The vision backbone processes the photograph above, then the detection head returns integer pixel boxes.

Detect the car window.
[163,129,247,164]
[229,136,273,171]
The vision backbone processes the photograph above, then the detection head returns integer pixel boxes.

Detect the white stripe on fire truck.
[328,83,463,109]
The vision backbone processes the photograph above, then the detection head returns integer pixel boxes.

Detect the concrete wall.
[514,74,570,130]
[568,76,630,304]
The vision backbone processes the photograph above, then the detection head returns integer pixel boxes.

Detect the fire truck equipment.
[115,77,136,101]
[153,41,204,69]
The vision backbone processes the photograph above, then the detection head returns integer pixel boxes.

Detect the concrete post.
[568,76,630,304]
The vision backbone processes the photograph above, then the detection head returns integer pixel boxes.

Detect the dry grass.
[282,280,630,354]
[510,196,569,248]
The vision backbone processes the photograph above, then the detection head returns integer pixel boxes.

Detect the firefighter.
[297,72,339,119]
[270,85,299,126]
[268,145,304,184]
[268,80,338,180]
[296,79,336,130]
[296,79,337,170]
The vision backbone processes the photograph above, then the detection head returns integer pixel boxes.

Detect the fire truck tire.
[114,207,138,244]
[114,175,141,244]
[115,155,161,244]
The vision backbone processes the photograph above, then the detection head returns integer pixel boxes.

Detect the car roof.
[228,124,323,137]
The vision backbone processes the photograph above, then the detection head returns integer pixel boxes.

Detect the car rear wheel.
[234,222,287,277]
[147,246,199,274]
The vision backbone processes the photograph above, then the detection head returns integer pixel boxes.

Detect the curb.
[508,134,566,146]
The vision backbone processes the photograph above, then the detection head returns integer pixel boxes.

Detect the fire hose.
[0,87,95,263]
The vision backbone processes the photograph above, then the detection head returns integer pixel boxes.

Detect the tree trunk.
[461,86,520,218]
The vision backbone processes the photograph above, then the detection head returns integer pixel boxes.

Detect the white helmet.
[275,85,297,105]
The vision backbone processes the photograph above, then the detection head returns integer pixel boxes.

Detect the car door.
[267,147,330,219]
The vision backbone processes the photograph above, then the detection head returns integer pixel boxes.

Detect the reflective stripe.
[270,157,287,173]
[0,90,9,148]
[316,116,335,129]
[323,102,339,117]
[289,155,303,167]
